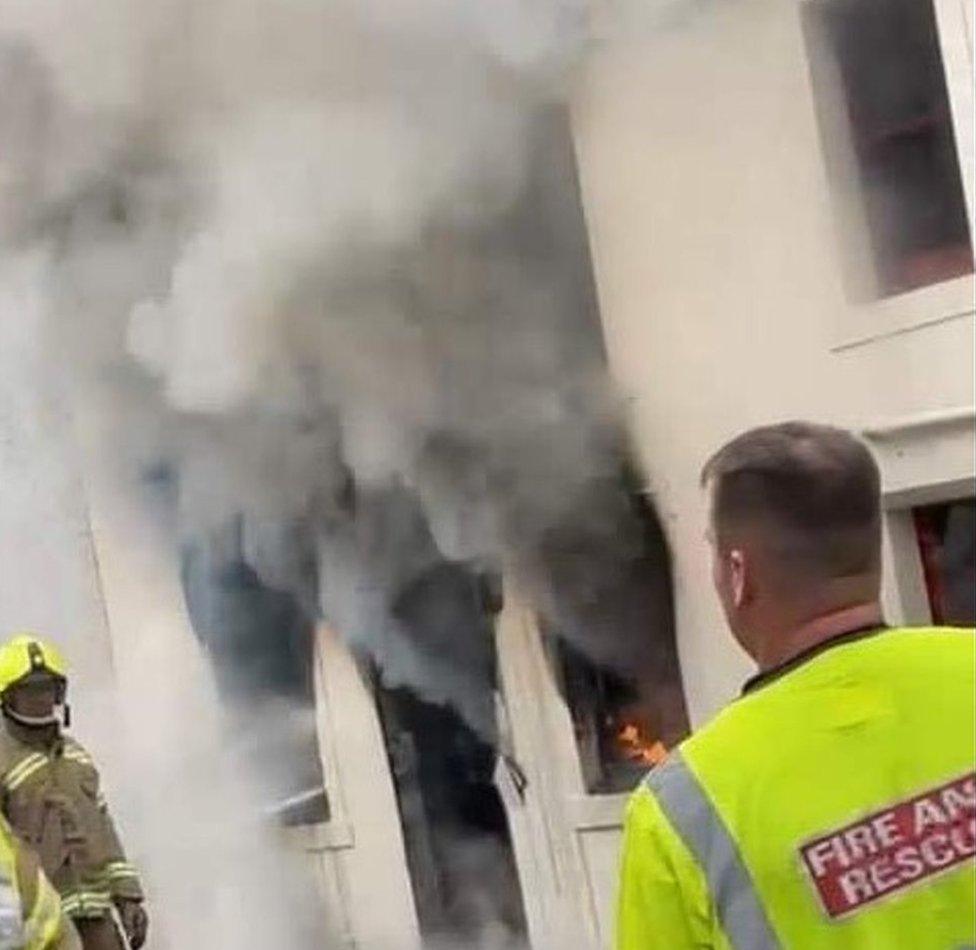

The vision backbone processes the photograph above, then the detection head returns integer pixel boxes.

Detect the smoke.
[0,0,675,717]
[421,832,529,950]
[1,0,685,945]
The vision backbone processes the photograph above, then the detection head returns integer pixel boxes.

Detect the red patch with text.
[800,772,976,918]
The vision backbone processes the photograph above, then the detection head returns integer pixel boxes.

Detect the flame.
[617,721,668,767]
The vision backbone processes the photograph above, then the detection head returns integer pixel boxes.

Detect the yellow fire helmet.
[0,634,68,696]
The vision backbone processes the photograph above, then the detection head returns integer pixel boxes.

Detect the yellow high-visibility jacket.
[0,814,79,949]
[0,724,143,924]
[617,626,976,950]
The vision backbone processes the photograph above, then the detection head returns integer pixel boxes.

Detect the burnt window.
[548,637,680,795]
[371,674,528,946]
[913,498,976,626]
[803,0,973,297]
[181,521,330,826]
[543,490,689,796]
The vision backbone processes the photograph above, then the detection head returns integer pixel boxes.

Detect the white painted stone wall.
[573,0,976,725]
[0,254,116,712]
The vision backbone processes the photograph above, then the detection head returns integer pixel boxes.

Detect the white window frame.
[934,0,975,235]
[799,0,976,350]
[863,406,976,623]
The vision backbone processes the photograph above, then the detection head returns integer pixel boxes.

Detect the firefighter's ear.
[728,549,748,609]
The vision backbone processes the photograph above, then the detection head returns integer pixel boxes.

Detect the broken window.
[543,490,690,796]
[803,0,973,297]
[180,520,330,826]
[373,677,528,948]
[547,637,673,795]
[912,498,976,626]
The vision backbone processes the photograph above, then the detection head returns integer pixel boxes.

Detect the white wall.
[573,0,976,724]
[0,254,116,699]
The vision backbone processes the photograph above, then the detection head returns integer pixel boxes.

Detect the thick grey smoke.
[0,0,680,725]
[1,0,684,944]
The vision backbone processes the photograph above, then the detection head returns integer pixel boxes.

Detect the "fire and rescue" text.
[800,772,976,917]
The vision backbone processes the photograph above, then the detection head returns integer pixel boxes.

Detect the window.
[181,521,330,826]
[912,498,976,626]
[542,490,689,796]
[548,637,680,795]
[803,0,973,298]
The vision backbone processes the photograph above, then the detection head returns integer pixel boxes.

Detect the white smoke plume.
[1,0,686,946]
[0,0,674,717]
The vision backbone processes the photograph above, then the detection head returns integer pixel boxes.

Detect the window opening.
[181,520,329,826]
[544,489,689,795]
[803,0,973,297]
[373,677,528,949]
[912,497,976,626]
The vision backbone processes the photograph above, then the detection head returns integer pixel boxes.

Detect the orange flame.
[617,721,668,767]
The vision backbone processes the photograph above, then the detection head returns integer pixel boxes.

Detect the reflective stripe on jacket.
[0,726,143,923]
[616,626,976,949]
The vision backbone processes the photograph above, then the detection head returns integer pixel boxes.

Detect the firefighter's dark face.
[6,673,62,721]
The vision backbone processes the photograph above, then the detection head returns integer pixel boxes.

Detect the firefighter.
[0,637,148,950]
[616,422,976,949]
[0,815,81,949]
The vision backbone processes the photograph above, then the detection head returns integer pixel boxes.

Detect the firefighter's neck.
[755,599,884,673]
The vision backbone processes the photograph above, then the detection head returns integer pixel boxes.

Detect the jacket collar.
[741,623,888,696]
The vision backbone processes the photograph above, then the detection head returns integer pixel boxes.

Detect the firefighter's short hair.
[701,421,881,579]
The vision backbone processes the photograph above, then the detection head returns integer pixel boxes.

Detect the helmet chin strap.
[4,705,64,728]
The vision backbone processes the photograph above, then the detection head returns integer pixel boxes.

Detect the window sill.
[278,819,355,852]
[832,272,974,352]
[568,793,630,831]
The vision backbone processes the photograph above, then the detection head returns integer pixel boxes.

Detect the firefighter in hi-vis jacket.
[617,422,976,950]
[0,636,148,950]
[0,805,80,949]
